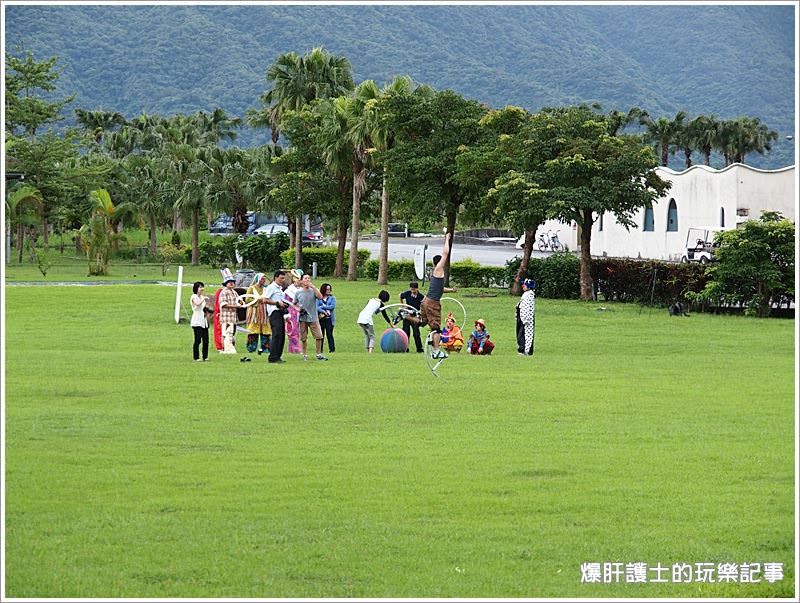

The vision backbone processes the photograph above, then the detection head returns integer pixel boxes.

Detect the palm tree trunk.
[512,229,536,295]
[191,206,200,265]
[579,208,594,301]
[661,142,669,166]
[377,166,390,284]
[17,223,24,264]
[206,208,213,230]
[5,221,12,265]
[112,222,121,255]
[334,219,347,278]
[347,161,366,281]
[149,214,158,257]
[294,214,303,268]
[684,149,692,169]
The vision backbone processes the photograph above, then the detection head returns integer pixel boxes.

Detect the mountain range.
[4,3,796,168]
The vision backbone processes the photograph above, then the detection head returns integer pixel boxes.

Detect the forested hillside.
[4,3,795,168]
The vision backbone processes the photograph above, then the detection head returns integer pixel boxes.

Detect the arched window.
[643,205,654,231]
[720,207,725,227]
[598,213,604,231]
[667,199,678,232]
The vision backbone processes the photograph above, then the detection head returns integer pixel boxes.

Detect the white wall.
[587,164,796,261]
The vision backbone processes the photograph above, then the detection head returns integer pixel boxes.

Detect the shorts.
[299,320,323,342]
[420,297,441,331]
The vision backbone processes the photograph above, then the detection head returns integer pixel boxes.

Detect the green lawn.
[3,278,795,598]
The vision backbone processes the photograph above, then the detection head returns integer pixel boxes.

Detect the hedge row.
[280,246,371,276]
[590,258,710,305]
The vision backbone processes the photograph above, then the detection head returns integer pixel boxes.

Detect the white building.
[536,163,796,262]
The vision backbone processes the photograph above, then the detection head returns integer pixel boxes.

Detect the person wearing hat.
[467,318,494,355]
[245,272,271,356]
[440,312,464,354]
[218,271,241,354]
[516,278,536,356]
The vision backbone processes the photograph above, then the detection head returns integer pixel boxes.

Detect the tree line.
[4,45,779,298]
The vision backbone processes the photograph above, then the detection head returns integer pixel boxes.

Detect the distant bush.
[590,258,709,306]
[364,259,417,281]
[280,246,371,276]
[449,259,508,288]
[505,252,580,298]
[237,232,289,272]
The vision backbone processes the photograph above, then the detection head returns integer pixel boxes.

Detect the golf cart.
[681,227,724,264]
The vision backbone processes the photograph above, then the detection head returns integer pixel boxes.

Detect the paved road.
[351,237,553,267]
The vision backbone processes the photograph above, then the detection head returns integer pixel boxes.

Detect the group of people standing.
[189,268,337,364]
[189,232,536,363]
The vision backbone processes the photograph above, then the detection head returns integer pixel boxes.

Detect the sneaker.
[432,350,448,360]
[269,359,286,364]
[240,356,252,363]
[194,359,202,362]
[302,354,309,361]
[316,354,328,361]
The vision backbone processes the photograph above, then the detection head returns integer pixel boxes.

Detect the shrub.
[590,258,709,306]
[449,259,508,288]
[505,252,580,298]
[237,232,289,272]
[198,236,240,267]
[363,259,417,281]
[280,246,371,276]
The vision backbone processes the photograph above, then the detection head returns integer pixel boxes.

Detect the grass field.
[3,276,796,598]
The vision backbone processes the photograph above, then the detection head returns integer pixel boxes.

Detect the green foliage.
[33,248,51,278]
[280,246,370,276]
[158,242,182,276]
[198,236,241,268]
[363,259,417,282]
[236,232,290,273]
[688,212,795,317]
[170,230,182,246]
[506,252,581,299]
[448,259,508,289]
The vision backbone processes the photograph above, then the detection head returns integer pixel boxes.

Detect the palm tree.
[719,117,778,165]
[369,77,433,284]
[74,108,126,145]
[342,80,383,281]
[248,47,354,143]
[641,110,687,166]
[691,114,719,166]
[675,115,700,169]
[316,98,356,278]
[79,188,136,275]
[5,184,43,264]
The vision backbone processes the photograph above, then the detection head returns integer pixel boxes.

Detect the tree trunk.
[511,229,536,295]
[75,233,82,255]
[444,209,457,287]
[294,214,303,268]
[377,166,390,284]
[288,219,296,251]
[42,212,50,248]
[5,221,11,265]
[149,214,158,257]
[684,149,692,169]
[206,208,213,230]
[112,222,121,255]
[703,146,711,166]
[191,206,200,265]
[579,208,594,301]
[334,220,347,278]
[661,142,669,166]
[17,223,24,264]
[347,161,365,281]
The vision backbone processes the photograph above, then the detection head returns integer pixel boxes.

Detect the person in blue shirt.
[316,283,337,353]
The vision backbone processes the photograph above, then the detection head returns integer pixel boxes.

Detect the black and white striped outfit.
[516,289,535,355]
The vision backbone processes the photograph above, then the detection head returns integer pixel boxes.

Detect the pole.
[174,265,184,324]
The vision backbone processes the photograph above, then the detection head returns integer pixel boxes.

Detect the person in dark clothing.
[399,281,424,353]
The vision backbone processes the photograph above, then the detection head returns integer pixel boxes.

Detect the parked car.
[254,223,290,237]
[386,222,409,237]
[301,230,323,247]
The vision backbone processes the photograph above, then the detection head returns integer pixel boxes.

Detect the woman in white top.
[190,281,210,361]
[357,290,391,353]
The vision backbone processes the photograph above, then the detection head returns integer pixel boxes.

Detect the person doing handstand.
[401,233,457,359]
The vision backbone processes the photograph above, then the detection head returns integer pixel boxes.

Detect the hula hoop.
[379,302,419,327]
